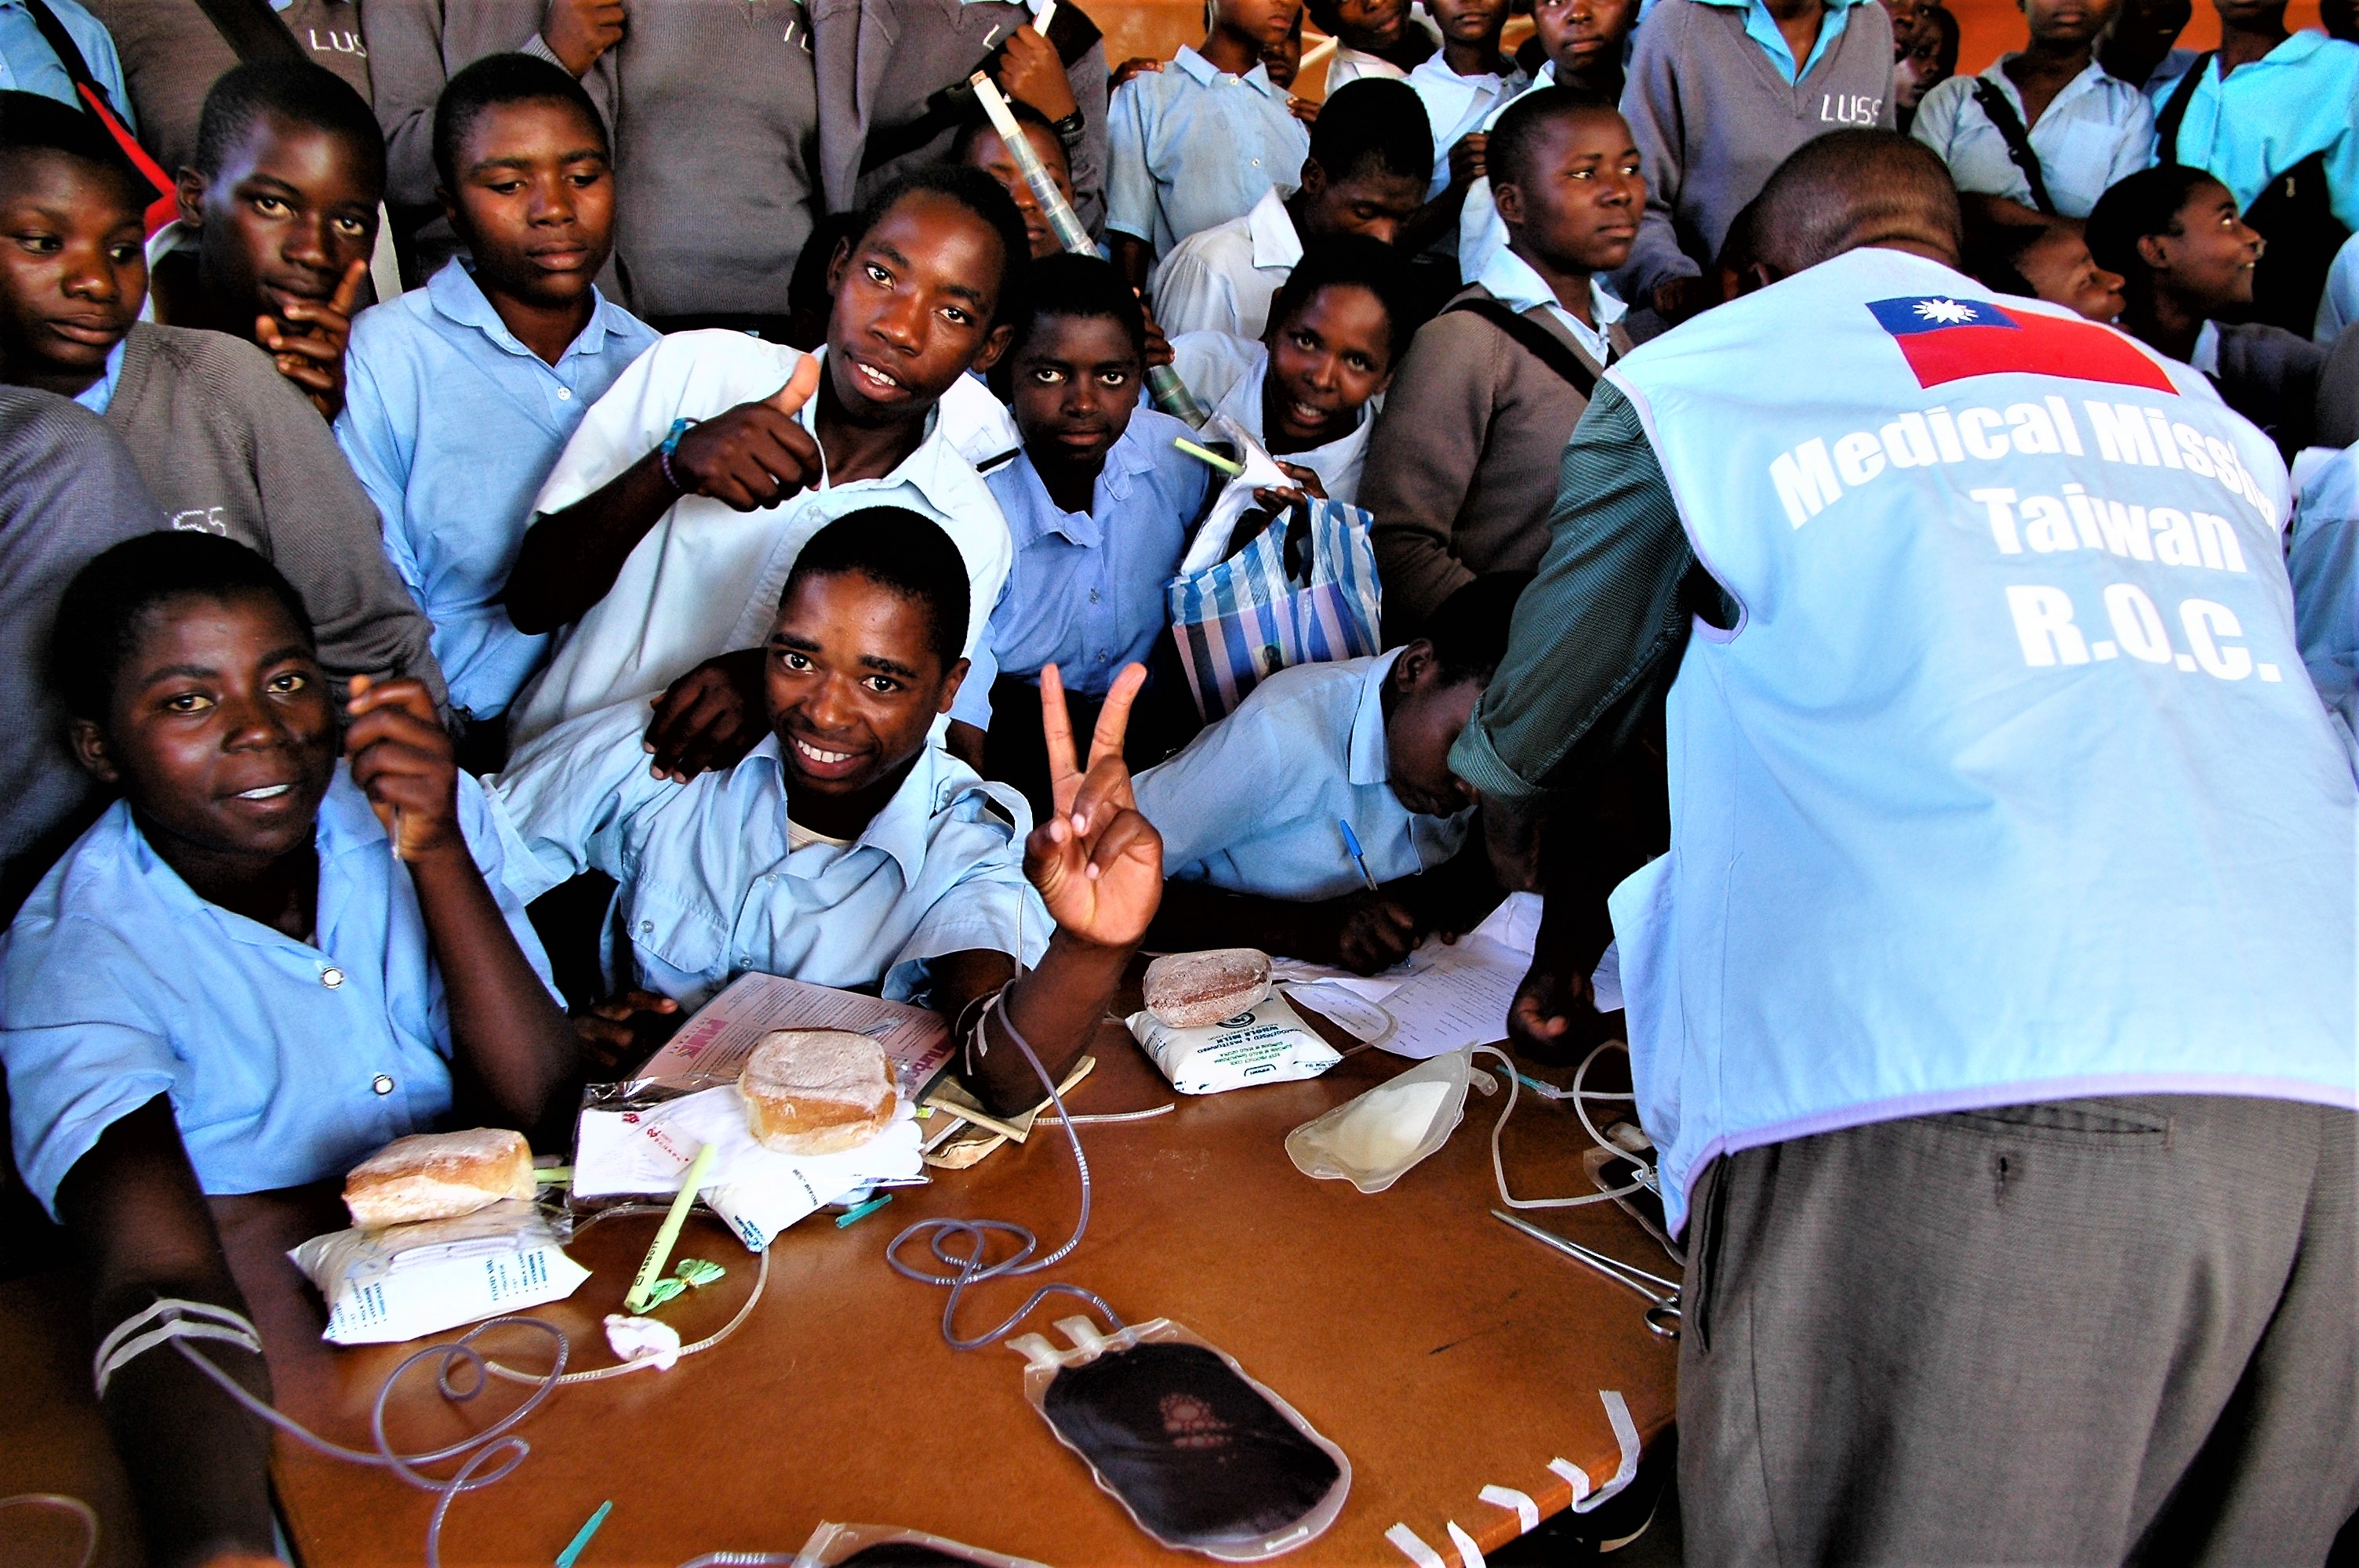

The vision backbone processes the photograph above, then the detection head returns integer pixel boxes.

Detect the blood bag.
[1009,1317,1350,1559]
[792,1521,1047,1566]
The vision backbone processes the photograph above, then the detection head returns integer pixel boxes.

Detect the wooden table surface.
[8,1015,1680,1568]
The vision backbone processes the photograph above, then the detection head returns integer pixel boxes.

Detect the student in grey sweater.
[0,388,161,917]
[812,0,1110,232]
[0,90,445,710]
[1368,89,1637,641]
[1617,0,1895,320]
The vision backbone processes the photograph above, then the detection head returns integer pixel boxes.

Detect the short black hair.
[1007,252,1147,360]
[1424,572,1532,686]
[53,532,314,720]
[431,52,609,192]
[1751,129,1961,277]
[1962,215,2054,297]
[2085,164,2222,292]
[1307,78,1433,191]
[193,60,385,194]
[0,89,147,212]
[846,164,1031,329]
[782,509,970,672]
[1267,234,1414,361]
[1487,85,1623,195]
[949,96,1068,175]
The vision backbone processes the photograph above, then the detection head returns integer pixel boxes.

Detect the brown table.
[14,1016,1679,1568]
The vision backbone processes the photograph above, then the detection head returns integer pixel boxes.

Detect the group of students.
[0,0,2354,1561]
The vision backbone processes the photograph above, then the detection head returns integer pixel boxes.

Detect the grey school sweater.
[79,0,372,177]
[1365,286,1631,641]
[0,390,161,916]
[101,324,445,708]
[1618,0,1896,297]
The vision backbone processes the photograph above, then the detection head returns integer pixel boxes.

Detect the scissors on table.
[1492,1209,1683,1340]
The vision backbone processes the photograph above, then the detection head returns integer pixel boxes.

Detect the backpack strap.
[1443,294,1602,398]
[2154,52,2214,165]
[860,4,1104,175]
[189,0,309,64]
[1968,78,2057,217]
[20,0,174,223]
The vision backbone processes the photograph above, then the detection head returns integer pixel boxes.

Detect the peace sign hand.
[1026,662,1161,949]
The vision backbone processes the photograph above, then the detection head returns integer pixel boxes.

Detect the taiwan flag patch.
[1866,296,2177,394]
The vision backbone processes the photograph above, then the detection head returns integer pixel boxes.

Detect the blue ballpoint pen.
[1337,818,1379,892]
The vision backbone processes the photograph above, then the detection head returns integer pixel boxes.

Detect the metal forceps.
[1492,1210,1683,1339]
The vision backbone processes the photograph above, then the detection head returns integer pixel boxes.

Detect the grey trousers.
[1676,1096,2357,1567]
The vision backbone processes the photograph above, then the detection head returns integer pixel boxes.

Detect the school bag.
[1165,419,1383,723]
[2157,53,2350,335]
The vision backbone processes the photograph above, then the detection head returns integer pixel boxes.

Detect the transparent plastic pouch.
[1009,1316,1350,1559]
[289,1199,587,1345]
[1283,1047,1497,1194]
[792,1520,1049,1566]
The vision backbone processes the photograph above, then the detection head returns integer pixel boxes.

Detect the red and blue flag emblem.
[1866,296,2177,394]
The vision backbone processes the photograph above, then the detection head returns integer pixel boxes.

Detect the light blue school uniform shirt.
[1910,58,2155,220]
[2146,31,2359,233]
[1134,649,1473,900]
[951,408,1210,730]
[1455,62,1554,282]
[2289,443,2359,761]
[0,0,131,125]
[336,261,661,720]
[70,337,124,415]
[492,701,1051,1011]
[0,768,556,1216]
[1107,46,1311,260]
[2317,231,2359,341]
[1405,53,1526,202]
[1699,0,1870,81]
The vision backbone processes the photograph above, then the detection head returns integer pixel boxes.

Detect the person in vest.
[1455,129,2355,1561]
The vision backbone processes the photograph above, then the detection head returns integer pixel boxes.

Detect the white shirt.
[1171,329,1375,504]
[1908,59,2154,220]
[1474,245,1629,366]
[1152,184,1303,340]
[1325,45,1408,91]
[506,331,1016,748]
[1456,63,1553,279]
[1406,53,1528,201]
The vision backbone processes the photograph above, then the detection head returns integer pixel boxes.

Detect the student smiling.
[500,165,1030,760]
[495,509,1165,1118]
[147,60,387,421]
[0,531,576,1566]
[1169,236,1408,504]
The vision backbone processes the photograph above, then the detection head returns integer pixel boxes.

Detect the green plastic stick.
[624,1143,715,1312]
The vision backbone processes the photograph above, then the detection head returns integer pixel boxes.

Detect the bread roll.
[343,1128,534,1229]
[738,1028,897,1156]
[1143,948,1273,1029]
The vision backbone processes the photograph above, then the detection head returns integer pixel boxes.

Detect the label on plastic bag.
[289,1200,589,1345]
[1126,991,1341,1095]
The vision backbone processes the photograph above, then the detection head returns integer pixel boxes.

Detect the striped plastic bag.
[1167,495,1383,722]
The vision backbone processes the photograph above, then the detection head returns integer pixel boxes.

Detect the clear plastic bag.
[1283,1047,1498,1194]
[792,1521,1049,1566]
[289,1198,587,1345]
[1009,1316,1350,1560]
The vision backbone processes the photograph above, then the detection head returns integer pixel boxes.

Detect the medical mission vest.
[1604,247,2358,1232]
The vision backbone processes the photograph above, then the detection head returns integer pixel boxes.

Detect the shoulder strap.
[190,0,308,63]
[860,5,1103,175]
[20,0,173,215]
[2154,52,2214,165]
[1444,295,1601,398]
[20,0,117,114]
[1968,78,2056,217]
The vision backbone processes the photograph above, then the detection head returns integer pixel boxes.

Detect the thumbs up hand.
[661,353,827,511]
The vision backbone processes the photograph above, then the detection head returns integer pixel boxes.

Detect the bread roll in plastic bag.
[1009,1316,1349,1559]
[791,1520,1048,1566]
[1284,1047,1494,1193]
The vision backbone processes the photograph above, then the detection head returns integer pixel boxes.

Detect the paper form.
[627,971,954,1100]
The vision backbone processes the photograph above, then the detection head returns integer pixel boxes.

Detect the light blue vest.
[1605,248,2358,1233]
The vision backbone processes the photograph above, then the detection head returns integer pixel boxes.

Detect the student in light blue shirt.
[0,0,131,126]
[0,532,580,1565]
[1106,0,1312,289]
[1135,572,1524,972]
[495,507,1171,1119]
[947,255,1211,815]
[336,54,659,757]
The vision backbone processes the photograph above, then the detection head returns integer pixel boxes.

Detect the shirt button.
[321,967,345,989]
[558,387,572,399]
[1250,158,1263,167]
[1088,589,1100,603]
[372,1074,394,1096]
[640,920,655,935]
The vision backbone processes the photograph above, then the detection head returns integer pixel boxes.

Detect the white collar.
[1476,246,1627,361]
[1246,185,1305,272]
